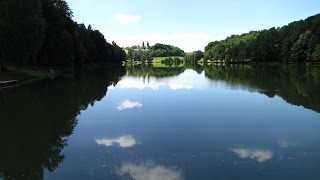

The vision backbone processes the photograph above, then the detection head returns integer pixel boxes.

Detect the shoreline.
[0,63,119,90]
[200,60,320,66]
[1,62,319,90]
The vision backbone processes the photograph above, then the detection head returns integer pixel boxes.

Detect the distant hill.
[125,43,185,61]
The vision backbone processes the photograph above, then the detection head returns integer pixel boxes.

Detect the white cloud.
[113,13,141,24]
[117,100,143,111]
[230,148,273,163]
[117,162,183,180]
[96,135,136,148]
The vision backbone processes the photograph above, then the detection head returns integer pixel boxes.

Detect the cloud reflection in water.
[278,139,296,148]
[96,135,136,148]
[117,100,143,111]
[230,148,273,162]
[112,70,209,90]
[117,162,183,180]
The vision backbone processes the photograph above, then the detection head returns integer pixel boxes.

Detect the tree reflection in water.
[0,66,125,179]
[126,64,320,112]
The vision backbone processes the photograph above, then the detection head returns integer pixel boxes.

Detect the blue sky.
[66,0,319,52]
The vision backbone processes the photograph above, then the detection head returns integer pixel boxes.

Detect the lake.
[1,64,320,180]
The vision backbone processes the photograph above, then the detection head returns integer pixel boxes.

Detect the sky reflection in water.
[44,66,320,180]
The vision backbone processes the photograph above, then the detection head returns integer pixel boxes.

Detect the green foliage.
[254,28,280,62]
[290,31,312,62]
[204,14,320,63]
[204,32,259,62]
[147,41,150,49]
[0,0,125,70]
[142,41,145,49]
[312,44,320,61]
[125,43,185,62]
[150,43,185,57]
[0,0,45,67]
[185,51,204,62]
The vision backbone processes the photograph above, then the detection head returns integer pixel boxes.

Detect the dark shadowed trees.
[0,0,126,70]
[0,0,45,68]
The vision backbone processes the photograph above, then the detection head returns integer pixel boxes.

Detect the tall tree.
[0,0,45,68]
[39,0,74,66]
[0,0,126,69]
[290,31,312,63]
[147,41,150,49]
[311,44,320,61]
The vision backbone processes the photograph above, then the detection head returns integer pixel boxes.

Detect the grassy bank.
[0,63,117,87]
[152,56,184,63]
[0,66,62,88]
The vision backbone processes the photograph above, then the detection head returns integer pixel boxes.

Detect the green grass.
[0,71,26,81]
[152,56,184,63]
[0,66,56,82]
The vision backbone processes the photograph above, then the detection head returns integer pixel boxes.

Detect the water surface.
[1,65,320,180]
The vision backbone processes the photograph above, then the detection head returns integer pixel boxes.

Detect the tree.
[147,41,150,49]
[125,43,185,61]
[312,44,320,61]
[39,0,75,66]
[0,0,8,70]
[254,28,280,62]
[0,0,126,69]
[142,41,145,49]
[290,31,312,63]
[204,14,320,63]
[0,0,45,68]
[193,50,204,61]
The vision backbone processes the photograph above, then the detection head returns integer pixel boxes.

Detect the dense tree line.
[184,50,204,62]
[204,14,320,63]
[0,0,125,70]
[204,32,258,62]
[150,43,185,57]
[126,43,185,61]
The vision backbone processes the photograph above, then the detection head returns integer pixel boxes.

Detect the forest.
[204,14,320,63]
[0,0,126,71]
[125,43,185,61]
[1,0,320,72]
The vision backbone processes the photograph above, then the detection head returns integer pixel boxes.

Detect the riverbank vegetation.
[125,43,185,62]
[204,14,320,63]
[0,0,126,74]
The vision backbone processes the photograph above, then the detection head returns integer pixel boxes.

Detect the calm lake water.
[1,64,320,180]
